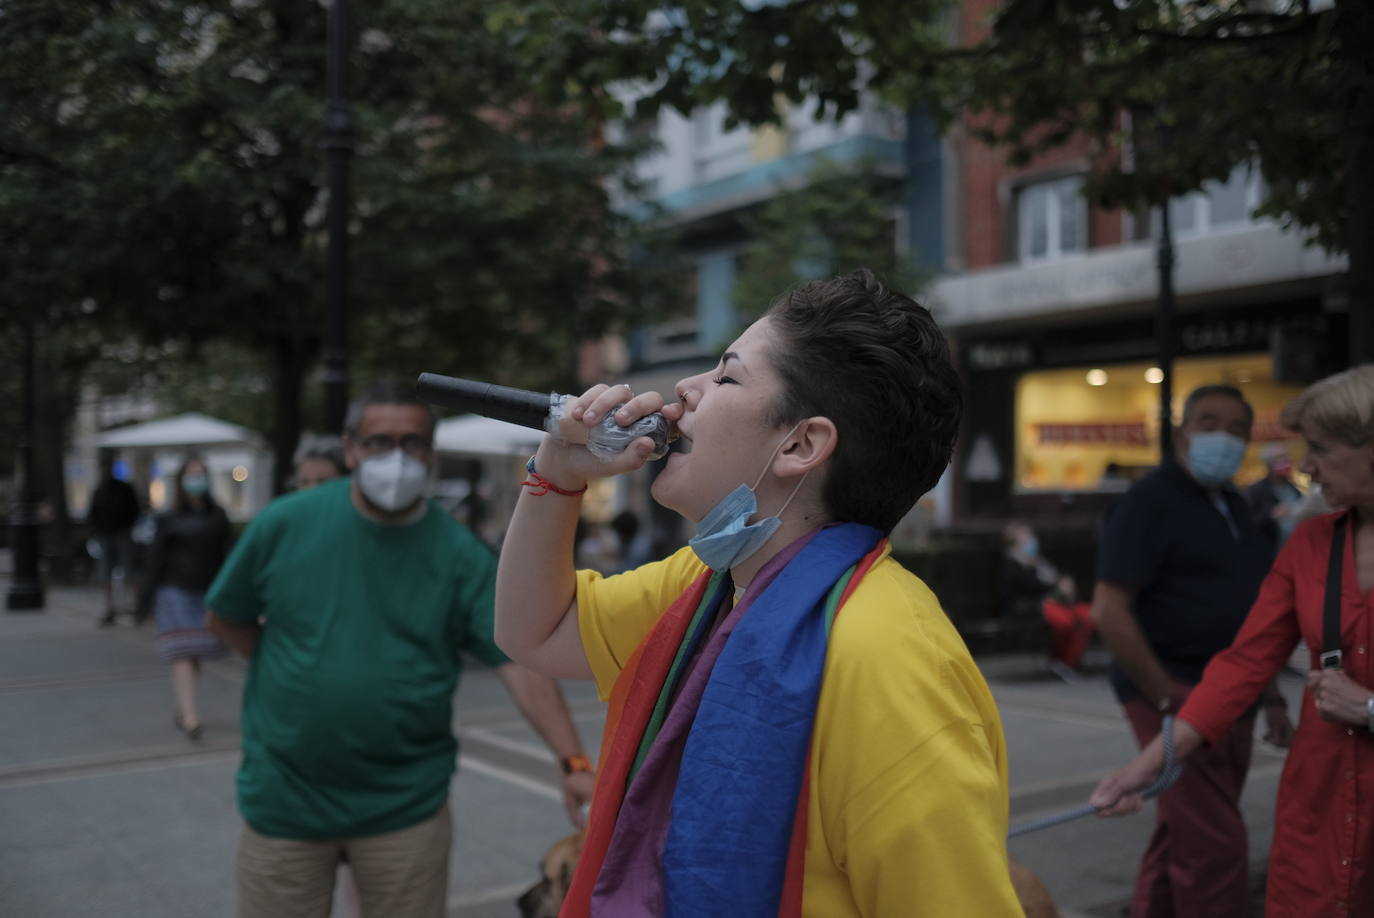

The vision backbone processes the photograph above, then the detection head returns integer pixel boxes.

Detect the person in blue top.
[206,382,594,918]
[1091,383,1295,918]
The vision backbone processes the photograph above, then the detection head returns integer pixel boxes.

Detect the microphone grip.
[415,372,675,460]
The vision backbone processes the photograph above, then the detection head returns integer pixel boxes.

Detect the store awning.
[434,414,543,458]
[94,412,263,449]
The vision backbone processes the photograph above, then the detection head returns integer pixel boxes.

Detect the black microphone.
[415,374,552,429]
[414,373,675,459]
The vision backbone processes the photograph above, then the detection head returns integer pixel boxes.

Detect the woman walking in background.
[138,456,231,739]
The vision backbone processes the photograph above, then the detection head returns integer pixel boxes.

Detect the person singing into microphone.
[494,269,1022,917]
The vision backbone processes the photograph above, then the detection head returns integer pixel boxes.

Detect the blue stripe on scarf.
[663,522,883,918]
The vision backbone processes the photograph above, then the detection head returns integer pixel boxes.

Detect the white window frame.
[1016,175,1088,264]
[691,101,752,183]
[1162,166,1266,238]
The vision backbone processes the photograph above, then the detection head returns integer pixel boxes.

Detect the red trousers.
[1122,697,1256,918]
[1041,600,1094,668]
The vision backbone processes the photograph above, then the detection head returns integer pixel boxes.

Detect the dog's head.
[517,830,585,918]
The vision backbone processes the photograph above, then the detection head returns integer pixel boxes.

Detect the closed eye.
[711,375,738,385]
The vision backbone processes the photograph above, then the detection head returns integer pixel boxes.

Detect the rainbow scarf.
[562,523,886,918]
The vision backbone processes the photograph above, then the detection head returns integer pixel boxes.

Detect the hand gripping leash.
[1007,715,1185,839]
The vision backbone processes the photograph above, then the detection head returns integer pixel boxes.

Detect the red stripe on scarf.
[560,570,714,918]
[775,540,888,918]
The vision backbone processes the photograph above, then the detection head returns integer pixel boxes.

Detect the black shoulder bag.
[1320,516,1348,671]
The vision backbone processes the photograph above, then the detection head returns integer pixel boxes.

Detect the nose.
[673,374,701,411]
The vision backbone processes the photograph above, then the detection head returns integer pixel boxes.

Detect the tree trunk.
[33,329,83,580]
[1342,0,1374,366]
[268,335,309,497]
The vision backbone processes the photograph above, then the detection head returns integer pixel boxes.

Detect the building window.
[1017,176,1087,263]
[1160,165,1265,237]
[691,102,752,183]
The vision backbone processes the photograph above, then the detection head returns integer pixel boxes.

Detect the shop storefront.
[956,300,1340,525]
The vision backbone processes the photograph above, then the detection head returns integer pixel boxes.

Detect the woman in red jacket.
[1091,365,1374,918]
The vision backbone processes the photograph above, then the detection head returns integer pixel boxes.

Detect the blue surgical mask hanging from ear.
[689,423,809,571]
[1186,431,1247,487]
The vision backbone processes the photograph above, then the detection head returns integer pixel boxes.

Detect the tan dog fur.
[1009,856,1061,918]
[517,830,585,918]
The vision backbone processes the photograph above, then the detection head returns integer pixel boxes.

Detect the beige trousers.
[235,800,451,918]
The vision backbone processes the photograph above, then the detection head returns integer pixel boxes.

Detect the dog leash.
[1007,714,1184,839]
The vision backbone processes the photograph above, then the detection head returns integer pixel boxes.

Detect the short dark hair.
[344,381,437,437]
[763,269,962,533]
[1181,384,1253,428]
[293,434,348,475]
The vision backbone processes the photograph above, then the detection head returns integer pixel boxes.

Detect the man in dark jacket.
[88,452,141,625]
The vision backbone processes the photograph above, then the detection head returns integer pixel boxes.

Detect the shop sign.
[1179,316,1272,353]
[967,341,1034,371]
[1036,422,1150,446]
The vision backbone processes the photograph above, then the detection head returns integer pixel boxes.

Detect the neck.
[350,479,426,526]
[729,512,828,590]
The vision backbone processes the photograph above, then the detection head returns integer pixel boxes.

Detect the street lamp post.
[321,0,354,435]
[1156,198,1176,462]
[8,319,45,611]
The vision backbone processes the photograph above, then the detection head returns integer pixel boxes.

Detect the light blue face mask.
[688,424,808,572]
[1186,430,1247,486]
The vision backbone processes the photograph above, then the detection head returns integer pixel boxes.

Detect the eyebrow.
[721,351,745,370]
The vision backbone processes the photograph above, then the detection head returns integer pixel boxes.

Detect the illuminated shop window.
[1013,353,1305,492]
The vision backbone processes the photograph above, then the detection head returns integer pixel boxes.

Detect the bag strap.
[1321,515,1349,670]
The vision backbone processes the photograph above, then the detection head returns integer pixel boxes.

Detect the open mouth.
[668,433,693,456]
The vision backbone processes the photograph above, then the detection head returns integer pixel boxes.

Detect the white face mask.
[356,449,430,512]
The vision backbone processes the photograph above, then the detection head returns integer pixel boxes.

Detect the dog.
[517,830,585,918]
[519,830,1058,918]
[1010,856,1061,918]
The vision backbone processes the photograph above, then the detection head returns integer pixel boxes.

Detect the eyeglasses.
[356,434,433,457]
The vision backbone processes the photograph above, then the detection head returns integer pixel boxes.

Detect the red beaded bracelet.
[521,455,587,498]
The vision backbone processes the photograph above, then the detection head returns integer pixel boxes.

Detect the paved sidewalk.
[1,574,1290,917]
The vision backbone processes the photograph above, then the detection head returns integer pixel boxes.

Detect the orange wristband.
[559,754,594,776]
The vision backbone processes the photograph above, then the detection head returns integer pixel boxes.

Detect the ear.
[774,416,838,478]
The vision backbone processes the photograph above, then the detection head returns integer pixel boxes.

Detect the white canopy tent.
[433,414,544,458]
[86,412,270,521]
[94,412,263,449]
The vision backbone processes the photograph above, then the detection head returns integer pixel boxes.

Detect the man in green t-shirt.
[207,382,594,918]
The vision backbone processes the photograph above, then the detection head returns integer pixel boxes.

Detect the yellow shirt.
[576,544,1023,917]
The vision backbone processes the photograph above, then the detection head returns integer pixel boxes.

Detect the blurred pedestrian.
[574,519,621,575]
[88,451,141,626]
[495,271,1022,915]
[1000,521,1094,678]
[205,382,593,918]
[609,509,652,572]
[293,435,347,490]
[1091,384,1294,918]
[1092,365,1374,917]
[138,456,230,739]
[1244,443,1304,550]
